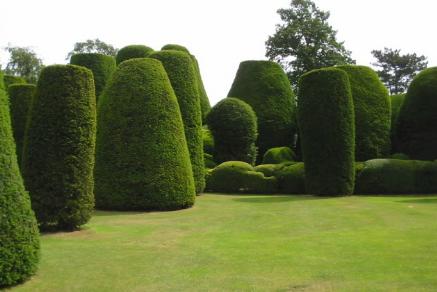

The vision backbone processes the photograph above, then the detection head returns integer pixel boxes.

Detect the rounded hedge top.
[337,65,391,161]
[3,75,26,89]
[161,44,190,53]
[262,147,296,164]
[227,60,296,161]
[115,45,154,65]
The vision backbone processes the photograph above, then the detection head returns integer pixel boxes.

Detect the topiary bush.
[70,53,116,99]
[202,126,214,155]
[150,50,205,194]
[3,75,26,88]
[395,67,437,160]
[298,68,355,195]
[228,60,296,161]
[206,97,258,165]
[161,44,190,53]
[262,146,296,164]
[204,153,217,169]
[390,93,406,152]
[276,162,306,194]
[115,45,154,65]
[337,65,391,161]
[7,84,36,166]
[94,58,195,210]
[21,65,96,230]
[0,72,40,287]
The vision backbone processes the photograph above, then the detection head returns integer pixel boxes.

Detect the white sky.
[1,0,436,105]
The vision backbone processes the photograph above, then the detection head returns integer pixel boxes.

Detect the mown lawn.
[12,194,437,291]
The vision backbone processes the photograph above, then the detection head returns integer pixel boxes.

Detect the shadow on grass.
[232,195,331,204]
[397,198,437,204]
[93,210,146,217]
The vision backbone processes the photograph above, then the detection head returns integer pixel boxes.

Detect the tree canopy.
[3,46,44,84]
[66,38,118,60]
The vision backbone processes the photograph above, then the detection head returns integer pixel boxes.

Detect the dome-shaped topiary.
[390,93,406,152]
[150,50,205,194]
[94,58,195,210]
[7,84,35,166]
[262,146,296,164]
[395,67,437,160]
[161,44,190,53]
[228,60,296,161]
[206,97,258,165]
[70,53,116,99]
[0,72,40,287]
[22,65,96,230]
[115,45,154,65]
[337,65,391,161]
[298,68,355,195]
[3,75,26,88]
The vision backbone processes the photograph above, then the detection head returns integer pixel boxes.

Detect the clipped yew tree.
[22,65,96,230]
[0,72,39,287]
[115,45,153,65]
[3,75,26,88]
[150,50,205,194]
[94,58,195,210]
[298,68,355,195]
[70,53,116,99]
[207,97,258,164]
[396,67,437,160]
[228,60,296,160]
[337,65,391,160]
[7,84,36,166]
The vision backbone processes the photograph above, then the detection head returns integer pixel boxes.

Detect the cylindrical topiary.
[390,93,406,153]
[7,84,36,166]
[21,65,96,230]
[115,45,154,65]
[395,67,437,160]
[3,75,26,89]
[206,97,258,165]
[337,65,391,161]
[228,60,296,161]
[94,58,195,210]
[70,53,116,99]
[150,50,205,194]
[0,72,40,287]
[298,68,355,195]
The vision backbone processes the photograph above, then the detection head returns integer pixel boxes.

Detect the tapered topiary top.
[115,45,154,65]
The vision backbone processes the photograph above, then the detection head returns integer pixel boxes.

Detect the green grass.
[13,194,437,291]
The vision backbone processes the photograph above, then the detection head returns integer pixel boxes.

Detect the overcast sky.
[1,0,436,105]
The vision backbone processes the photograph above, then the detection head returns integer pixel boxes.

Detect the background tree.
[371,48,428,94]
[66,38,118,60]
[4,46,44,84]
[265,0,354,87]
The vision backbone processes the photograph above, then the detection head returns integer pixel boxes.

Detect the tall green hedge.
[0,72,40,287]
[115,45,154,65]
[22,65,96,230]
[70,53,116,99]
[94,58,195,210]
[395,67,437,160]
[298,68,355,195]
[150,50,205,194]
[390,93,406,153]
[3,75,26,88]
[337,65,391,161]
[206,97,258,164]
[7,84,36,166]
[228,60,296,161]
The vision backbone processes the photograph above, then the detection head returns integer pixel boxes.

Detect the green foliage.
[228,60,296,160]
[70,53,116,98]
[94,58,195,210]
[22,65,96,230]
[371,48,428,94]
[206,97,258,164]
[0,71,39,287]
[161,44,190,53]
[204,153,217,169]
[150,50,205,194]
[390,153,409,160]
[7,84,35,166]
[262,147,296,164]
[298,68,355,195]
[337,65,391,161]
[266,0,354,87]
[66,38,118,60]
[202,126,214,154]
[396,67,437,160]
[115,45,154,65]
[3,75,26,89]
[4,46,44,83]
[276,162,306,194]
[390,93,406,152]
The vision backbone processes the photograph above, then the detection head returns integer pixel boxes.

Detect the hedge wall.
[115,45,154,65]
[3,75,26,88]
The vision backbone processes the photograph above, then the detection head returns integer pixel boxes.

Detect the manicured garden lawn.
[13,194,437,291]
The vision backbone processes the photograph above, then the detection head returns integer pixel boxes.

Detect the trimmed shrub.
[7,84,36,166]
[94,58,195,210]
[115,45,153,65]
[206,161,277,194]
[228,60,296,160]
[262,147,296,164]
[395,67,437,160]
[202,126,214,155]
[150,50,205,194]
[4,75,26,88]
[276,163,306,194]
[161,44,190,53]
[390,93,406,152]
[337,65,391,161]
[206,97,258,164]
[70,53,116,99]
[204,153,217,169]
[0,71,39,287]
[298,68,355,195]
[21,65,96,230]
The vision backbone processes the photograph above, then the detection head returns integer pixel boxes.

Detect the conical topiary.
[115,45,154,65]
